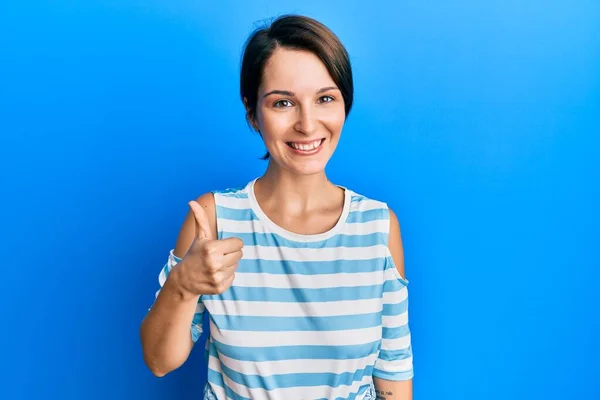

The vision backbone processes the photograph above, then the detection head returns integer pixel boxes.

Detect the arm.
[373,208,413,399]
[140,193,217,377]
[374,377,412,400]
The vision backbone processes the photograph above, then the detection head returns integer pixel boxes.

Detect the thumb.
[188,200,214,240]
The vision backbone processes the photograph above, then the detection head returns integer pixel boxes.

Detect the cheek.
[256,109,294,141]
[322,109,346,138]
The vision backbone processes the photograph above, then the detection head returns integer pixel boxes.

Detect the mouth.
[286,138,325,155]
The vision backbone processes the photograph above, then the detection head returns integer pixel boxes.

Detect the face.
[249,48,346,176]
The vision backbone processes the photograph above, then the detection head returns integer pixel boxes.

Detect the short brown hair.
[240,15,354,159]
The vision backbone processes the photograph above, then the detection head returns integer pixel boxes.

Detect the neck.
[255,161,338,212]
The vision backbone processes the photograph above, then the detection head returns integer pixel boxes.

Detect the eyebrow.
[263,86,339,98]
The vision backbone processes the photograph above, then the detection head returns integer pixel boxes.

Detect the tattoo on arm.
[375,389,393,399]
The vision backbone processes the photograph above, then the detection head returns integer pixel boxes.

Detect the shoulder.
[386,206,406,281]
[196,192,217,214]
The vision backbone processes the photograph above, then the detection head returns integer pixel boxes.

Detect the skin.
[140,47,412,398]
[249,48,347,235]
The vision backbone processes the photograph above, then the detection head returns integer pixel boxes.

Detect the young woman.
[141,14,413,400]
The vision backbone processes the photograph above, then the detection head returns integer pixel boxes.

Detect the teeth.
[290,139,322,151]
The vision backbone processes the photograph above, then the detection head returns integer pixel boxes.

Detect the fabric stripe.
[210,337,381,362]
[219,361,375,390]
[381,335,412,352]
[372,367,413,382]
[382,324,410,339]
[209,320,382,347]
[347,209,389,224]
[235,258,386,275]
[382,311,408,327]
[221,231,387,249]
[216,206,258,221]
[214,350,380,375]
[210,285,384,303]
[345,221,389,235]
[382,300,409,317]
[242,244,387,262]
[233,271,385,289]
[209,312,382,332]
[203,298,383,318]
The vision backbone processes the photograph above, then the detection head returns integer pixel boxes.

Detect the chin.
[287,150,333,176]
[273,154,330,176]
[289,163,328,176]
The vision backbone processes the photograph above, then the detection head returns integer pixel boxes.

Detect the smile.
[286,139,325,155]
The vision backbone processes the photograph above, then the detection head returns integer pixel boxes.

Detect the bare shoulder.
[173,192,217,258]
[387,207,407,280]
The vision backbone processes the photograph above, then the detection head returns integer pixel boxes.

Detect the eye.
[273,99,294,108]
[318,95,334,104]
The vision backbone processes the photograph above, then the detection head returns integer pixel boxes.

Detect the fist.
[177,200,243,296]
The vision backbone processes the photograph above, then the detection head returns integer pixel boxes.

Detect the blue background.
[1,1,599,399]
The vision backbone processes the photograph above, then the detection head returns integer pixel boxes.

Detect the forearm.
[140,265,199,377]
[374,377,413,400]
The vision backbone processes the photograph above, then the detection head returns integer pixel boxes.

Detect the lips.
[286,138,325,155]
[287,139,323,150]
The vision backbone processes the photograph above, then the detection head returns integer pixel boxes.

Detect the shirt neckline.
[247,178,351,242]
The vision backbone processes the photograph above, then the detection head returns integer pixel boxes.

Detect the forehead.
[260,48,335,92]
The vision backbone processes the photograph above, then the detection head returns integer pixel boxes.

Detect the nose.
[294,106,317,135]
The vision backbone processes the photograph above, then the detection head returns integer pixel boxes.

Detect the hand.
[176,200,243,296]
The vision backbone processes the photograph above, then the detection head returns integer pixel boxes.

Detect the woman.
[140,14,413,400]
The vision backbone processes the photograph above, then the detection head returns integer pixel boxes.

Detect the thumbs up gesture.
[177,200,244,296]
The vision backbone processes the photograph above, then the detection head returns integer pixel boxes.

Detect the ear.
[243,97,260,132]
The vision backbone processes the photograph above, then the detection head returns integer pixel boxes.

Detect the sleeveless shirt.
[155,178,413,399]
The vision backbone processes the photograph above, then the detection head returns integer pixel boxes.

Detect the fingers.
[217,237,244,254]
[188,200,213,240]
[224,271,236,288]
[222,250,243,269]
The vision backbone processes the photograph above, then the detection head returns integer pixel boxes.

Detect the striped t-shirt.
[155,178,413,399]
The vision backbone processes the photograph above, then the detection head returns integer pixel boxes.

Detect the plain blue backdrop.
[1,1,599,399]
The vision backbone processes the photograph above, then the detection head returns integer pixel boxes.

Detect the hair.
[240,15,354,159]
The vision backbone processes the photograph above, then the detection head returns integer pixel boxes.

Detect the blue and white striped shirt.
[156,178,413,399]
